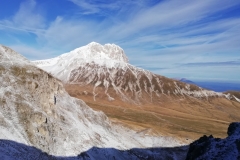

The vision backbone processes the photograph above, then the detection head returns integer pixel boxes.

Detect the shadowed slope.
[1,122,239,160]
[0,139,188,160]
[186,122,240,160]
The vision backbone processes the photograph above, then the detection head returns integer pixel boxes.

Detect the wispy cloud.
[0,0,45,35]
[182,60,240,67]
[9,44,56,60]
[12,0,45,28]
[68,0,122,15]
[68,0,147,16]
[105,0,240,38]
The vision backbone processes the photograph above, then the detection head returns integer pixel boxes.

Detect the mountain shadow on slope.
[1,124,240,160]
[186,122,240,160]
[0,139,188,160]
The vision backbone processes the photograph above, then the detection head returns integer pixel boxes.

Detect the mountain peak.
[86,41,101,47]
[74,42,129,63]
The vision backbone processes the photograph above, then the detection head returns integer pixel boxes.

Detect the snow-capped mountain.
[33,42,226,105]
[0,44,183,158]
[34,42,129,82]
[33,42,240,141]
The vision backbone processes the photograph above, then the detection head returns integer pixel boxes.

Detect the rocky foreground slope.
[186,122,240,160]
[0,121,239,159]
[0,45,183,158]
[33,42,240,140]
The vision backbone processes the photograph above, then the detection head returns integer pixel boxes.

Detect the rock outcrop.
[186,122,240,160]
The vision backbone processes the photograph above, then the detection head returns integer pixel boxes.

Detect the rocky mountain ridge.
[33,42,229,105]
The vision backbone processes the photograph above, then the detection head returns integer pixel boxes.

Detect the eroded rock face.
[186,122,240,160]
[0,56,69,153]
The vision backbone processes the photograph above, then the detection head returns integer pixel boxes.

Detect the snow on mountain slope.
[0,45,184,157]
[33,42,226,105]
[34,42,128,81]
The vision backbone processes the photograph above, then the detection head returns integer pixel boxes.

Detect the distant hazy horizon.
[178,78,240,92]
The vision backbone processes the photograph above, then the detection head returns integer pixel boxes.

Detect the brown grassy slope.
[65,84,240,140]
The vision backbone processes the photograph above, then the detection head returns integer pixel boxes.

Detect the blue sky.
[0,0,240,82]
